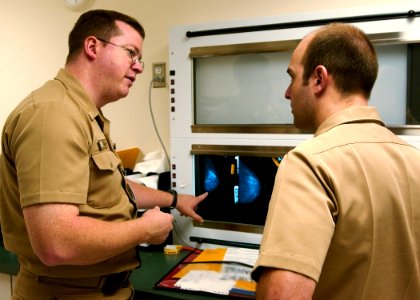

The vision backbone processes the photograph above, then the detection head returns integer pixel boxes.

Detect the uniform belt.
[101,270,132,295]
[37,270,132,295]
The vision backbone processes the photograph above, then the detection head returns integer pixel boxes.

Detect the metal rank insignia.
[97,139,108,151]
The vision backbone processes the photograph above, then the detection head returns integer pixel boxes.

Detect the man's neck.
[314,92,369,130]
[65,62,102,108]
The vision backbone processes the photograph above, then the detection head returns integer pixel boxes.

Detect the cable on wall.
[148,79,170,168]
[148,81,197,248]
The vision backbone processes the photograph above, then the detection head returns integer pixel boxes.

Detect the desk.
[133,248,228,299]
[0,246,243,299]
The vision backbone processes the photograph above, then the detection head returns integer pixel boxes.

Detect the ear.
[313,65,328,95]
[84,36,99,60]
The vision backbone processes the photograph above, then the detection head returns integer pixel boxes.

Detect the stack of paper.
[173,247,258,296]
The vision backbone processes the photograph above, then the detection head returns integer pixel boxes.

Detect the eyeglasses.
[97,37,144,68]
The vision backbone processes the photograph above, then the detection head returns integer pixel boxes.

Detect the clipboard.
[154,248,256,299]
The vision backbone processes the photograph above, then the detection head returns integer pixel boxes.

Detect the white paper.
[132,174,159,189]
[175,270,235,295]
[223,247,259,267]
[133,149,169,174]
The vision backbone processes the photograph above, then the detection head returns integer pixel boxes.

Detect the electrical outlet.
[152,63,166,88]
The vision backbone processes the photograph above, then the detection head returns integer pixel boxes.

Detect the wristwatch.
[168,189,178,209]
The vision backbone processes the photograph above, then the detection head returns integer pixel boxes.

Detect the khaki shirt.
[252,106,420,299]
[0,69,139,278]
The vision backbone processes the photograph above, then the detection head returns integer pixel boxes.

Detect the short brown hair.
[302,23,378,98]
[66,9,145,64]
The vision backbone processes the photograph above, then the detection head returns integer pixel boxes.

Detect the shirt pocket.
[92,150,120,171]
[88,150,124,208]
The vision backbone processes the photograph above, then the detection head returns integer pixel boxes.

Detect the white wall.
[1,0,418,156]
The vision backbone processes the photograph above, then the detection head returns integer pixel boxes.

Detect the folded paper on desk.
[127,150,169,189]
[133,149,169,175]
[132,174,159,189]
[155,248,258,298]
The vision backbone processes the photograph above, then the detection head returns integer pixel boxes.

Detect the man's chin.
[118,88,130,99]
[294,120,313,132]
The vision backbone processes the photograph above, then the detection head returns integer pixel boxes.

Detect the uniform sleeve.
[11,93,90,207]
[252,149,336,282]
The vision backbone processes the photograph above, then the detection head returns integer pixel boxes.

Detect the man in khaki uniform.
[0,10,206,299]
[252,23,420,299]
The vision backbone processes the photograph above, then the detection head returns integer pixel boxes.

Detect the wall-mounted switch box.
[152,63,166,88]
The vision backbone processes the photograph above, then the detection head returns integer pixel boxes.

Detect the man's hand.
[175,192,208,223]
[140,206,174,244]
